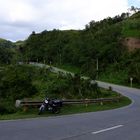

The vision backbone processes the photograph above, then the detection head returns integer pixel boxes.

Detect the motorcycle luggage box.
[53,100,63,107]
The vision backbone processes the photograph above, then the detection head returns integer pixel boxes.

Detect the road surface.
[0,81,140,140]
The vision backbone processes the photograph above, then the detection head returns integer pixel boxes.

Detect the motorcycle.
[38,98,62,115]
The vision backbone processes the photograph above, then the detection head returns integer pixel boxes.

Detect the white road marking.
[92,125,123,134]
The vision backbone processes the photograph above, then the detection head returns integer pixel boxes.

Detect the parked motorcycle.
[38,98,62,115]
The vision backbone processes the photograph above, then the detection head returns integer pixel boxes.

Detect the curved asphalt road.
[0,81,140,140]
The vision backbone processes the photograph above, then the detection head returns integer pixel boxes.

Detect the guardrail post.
[100,101,103,105]
[85,98,88,107]
[23,105,28,112]
[15,100,21,108]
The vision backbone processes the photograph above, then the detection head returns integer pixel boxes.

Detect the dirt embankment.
[123,37,140,51]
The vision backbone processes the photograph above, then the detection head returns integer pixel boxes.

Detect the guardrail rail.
[15,96,122,110]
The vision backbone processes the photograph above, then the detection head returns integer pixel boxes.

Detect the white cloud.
[0,0,129,41]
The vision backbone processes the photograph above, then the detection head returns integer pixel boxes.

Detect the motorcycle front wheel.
[38,105,45,115]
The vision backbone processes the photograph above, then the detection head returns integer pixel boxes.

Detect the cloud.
[0,0,129,41]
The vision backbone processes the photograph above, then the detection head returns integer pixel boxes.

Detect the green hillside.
[1,11,140,87]
[0,38,15,48]
[122,12,140,37]
[14,11,139,87]
[0,38,16,64]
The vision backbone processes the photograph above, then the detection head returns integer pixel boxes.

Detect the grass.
[60,96,131,114]
[55,64,81,74]
[0,96,131,120]
[53,64,140,89]
[122,18,140,38]
[99,70,128,85]
[99,70,140,89]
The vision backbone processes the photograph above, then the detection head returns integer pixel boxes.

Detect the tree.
[0,47,14,64]
[0,65,37,100]
[129,6,140,13]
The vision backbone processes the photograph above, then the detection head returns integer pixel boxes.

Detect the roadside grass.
[52,64,140,89]
[0,96,131,120]
[99,70,128,85]
[99,70,140,89]
[60,96,131,115]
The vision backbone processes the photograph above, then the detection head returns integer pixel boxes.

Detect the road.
[0,64,140,140]
[0,82,140,140]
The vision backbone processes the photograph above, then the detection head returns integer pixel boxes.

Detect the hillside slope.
[123,37,140,51]
[3,11,140,87]
[121,12,140,51]
[0,38,15,48]
[0,38,15,64]
[122,12,140,37]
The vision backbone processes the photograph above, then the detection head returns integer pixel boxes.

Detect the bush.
[0,65,38,100]
[0,101,16,115]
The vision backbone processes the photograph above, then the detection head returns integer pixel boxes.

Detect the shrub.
[0,101,16,115]
[0,65,38,100]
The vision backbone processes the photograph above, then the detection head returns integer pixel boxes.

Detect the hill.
[0,38,15,64]
[121,11,140,51]
[123,37,140,51]
[0,38,15,48]
[122,11,140,37]
[3,11,140,87]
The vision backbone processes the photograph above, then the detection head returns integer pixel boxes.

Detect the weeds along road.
[0,63,140,140]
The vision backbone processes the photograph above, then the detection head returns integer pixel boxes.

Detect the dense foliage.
[0,65,112,114]
[0,39,15,64]
[17,12,140,86]
[0,65,37,114]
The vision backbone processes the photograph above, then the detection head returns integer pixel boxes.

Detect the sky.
[0,0,139,42]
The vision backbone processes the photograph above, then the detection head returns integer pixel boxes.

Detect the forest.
[17,11,140,85]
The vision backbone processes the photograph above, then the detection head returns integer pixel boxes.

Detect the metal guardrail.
[15,96,122,108]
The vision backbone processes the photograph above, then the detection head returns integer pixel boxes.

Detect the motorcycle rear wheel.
[52,107,60,114]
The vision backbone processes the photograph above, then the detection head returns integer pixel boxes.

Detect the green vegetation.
[0,38,15,48]
[14,11,140,87]
[0,65,129,117]
[122,12,140,37]
[0,39,15,64]
[0,96,131,120]
[0,65,37,115]
[0,10,139,119]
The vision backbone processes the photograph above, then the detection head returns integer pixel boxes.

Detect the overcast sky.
[0,0,139,42]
